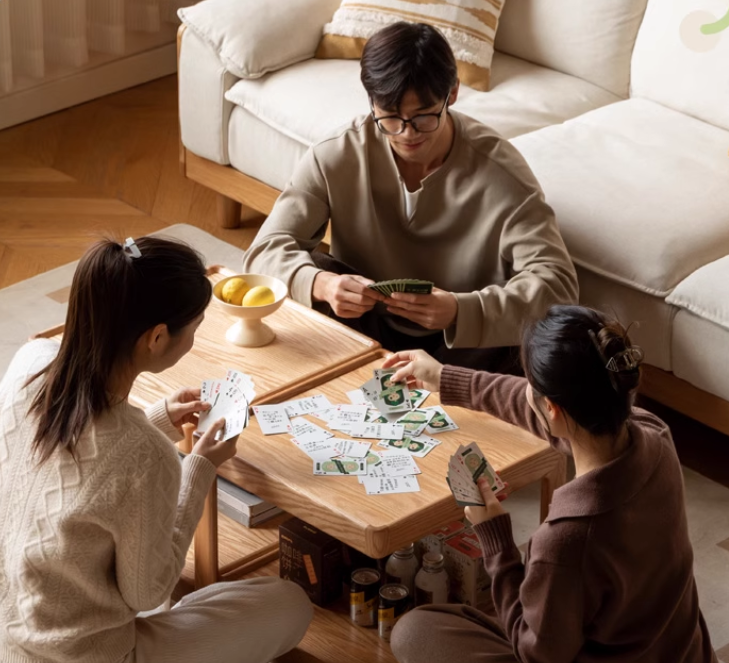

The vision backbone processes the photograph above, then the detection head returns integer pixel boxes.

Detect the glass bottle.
[414,552,449,606]
[385,543,419,597]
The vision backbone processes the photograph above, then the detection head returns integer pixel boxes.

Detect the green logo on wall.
[680,6,729,51]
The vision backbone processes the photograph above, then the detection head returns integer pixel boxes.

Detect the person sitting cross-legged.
[242,21,578,372]
[0,237,312,663]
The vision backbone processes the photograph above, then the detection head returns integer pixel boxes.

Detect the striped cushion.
[315,0,504,91]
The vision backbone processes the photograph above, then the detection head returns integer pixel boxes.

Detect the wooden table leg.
[540,454,567,522]
[217,193,242,229]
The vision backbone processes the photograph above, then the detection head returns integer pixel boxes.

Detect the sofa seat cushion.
[667,256,729,333]
[511,98,729,298]
[667,256,729,400]
[224,52,621,154]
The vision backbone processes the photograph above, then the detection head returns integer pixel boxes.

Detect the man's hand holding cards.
[447,442,506,509]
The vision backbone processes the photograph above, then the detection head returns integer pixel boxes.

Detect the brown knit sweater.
[440,365,716,663]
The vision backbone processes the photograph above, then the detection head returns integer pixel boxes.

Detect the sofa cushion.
[315,0,504,92]
[511,98,729,297]
[224,52,620,155]
[672,309,729,401]
[666,256,729,333]
[495,0,649,98]
[631,0,729,132]
[178,0,342,79]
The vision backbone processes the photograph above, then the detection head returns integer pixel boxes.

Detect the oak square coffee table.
[221,351,566,560]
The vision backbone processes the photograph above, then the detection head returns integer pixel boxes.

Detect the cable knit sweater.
[0,340,217,663]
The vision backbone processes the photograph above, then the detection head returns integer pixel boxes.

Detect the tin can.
[378,583,410,641]
[350,568,381,627]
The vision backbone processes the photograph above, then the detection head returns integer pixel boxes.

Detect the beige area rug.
[1,224,728,658]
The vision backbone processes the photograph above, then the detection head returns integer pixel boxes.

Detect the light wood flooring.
[1,74,728,663]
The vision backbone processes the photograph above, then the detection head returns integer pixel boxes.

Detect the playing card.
[225,368,256,403]
[346,388,372,407]
[313,457,367,476]
[445,442,505,507]
[408,388,430,409]
[198,379,248,440]
[395,408,435,437]
[425,406,459,434]
[372,450,421,477]
[362,475,421,495]
[253,404,290,435]
[287,417,333,440]
[372,368,412,415]
[365,409,399,424]
[332,438,371,459]
[345,423,405,440]
[283,395,333,418]
[377,434,439,458]
[456,442,506,493]
[293,437,341,460]
[327,404,369,430]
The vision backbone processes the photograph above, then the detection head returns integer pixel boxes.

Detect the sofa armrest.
[178,0,341,80]
[179,27,238,165]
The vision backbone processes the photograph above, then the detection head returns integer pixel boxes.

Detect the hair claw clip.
[123,237,142,259]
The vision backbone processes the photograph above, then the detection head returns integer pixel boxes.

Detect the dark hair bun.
[522,305,642,438]
[595,321,642,396]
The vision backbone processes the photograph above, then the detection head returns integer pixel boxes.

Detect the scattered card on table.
[283,395,333,418]
[377,434,439,458]
[327,404,369,430]
[253,404,290,435]
[425,406,459,434]
[332,438,371,458]
[287,417,333,440]
[408,388,430,409]
[293,437,341,460]
[313,457,367,476]
[395,408,435,437]
[346,422,405,440]
[346,388,372,407]
[373,449,421,477]
[362,475,421,495]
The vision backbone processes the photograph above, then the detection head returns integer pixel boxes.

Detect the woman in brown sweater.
[383,305,717,663]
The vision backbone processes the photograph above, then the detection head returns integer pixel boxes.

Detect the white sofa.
[177,0,729,434]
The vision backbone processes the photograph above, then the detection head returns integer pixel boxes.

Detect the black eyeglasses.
[371,98,449,136]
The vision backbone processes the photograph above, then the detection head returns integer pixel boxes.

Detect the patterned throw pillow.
[315,0,504,91]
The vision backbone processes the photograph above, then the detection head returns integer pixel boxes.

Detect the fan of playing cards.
[197,369,256,441]
[367,279,434,296]
[447,443,505,507]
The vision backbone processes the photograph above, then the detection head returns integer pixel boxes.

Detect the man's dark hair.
[360,22,458,111]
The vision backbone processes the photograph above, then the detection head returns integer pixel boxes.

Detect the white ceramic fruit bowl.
[211,274,288,347]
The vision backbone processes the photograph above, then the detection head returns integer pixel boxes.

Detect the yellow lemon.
[221,277,250,305]
[242,285,276,307]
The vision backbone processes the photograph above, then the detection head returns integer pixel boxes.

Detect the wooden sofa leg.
[217,194,242,229]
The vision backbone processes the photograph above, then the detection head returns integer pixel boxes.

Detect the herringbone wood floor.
[0,75,264,289]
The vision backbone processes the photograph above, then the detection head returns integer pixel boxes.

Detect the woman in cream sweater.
[0,237,311,663]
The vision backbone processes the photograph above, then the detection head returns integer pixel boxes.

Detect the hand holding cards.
[446,442,505,507]
[198,369,256,441]
[367,279,434,296]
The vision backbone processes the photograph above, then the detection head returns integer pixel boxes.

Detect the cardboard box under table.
[219,352,567,561]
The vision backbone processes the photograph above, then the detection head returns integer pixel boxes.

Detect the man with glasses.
[242,22,578,370]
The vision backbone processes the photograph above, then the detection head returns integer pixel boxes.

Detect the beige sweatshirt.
[0,340,217,663]
[242,111,578,348]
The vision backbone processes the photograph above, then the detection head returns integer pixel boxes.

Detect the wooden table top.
[219,353,563,558]
[129,294,381,409]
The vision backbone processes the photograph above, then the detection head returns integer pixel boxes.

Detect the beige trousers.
[390,603,517,663]
[124,577,313,663]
